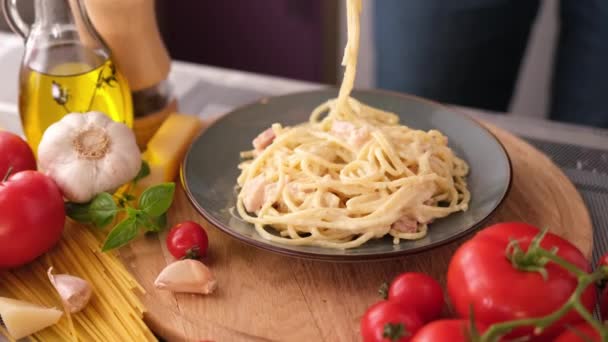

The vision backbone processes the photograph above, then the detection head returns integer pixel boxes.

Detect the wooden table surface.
[118,120,592,342]
[0,31,603,342]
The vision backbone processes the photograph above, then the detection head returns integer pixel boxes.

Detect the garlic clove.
[47,267,93,313]
[154,259,217,295]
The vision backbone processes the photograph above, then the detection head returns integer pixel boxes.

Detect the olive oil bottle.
[5,0,134,154]
[19,49,132,154]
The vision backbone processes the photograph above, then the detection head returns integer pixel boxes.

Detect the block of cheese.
[0,297,63,339]
[138,113,204,190]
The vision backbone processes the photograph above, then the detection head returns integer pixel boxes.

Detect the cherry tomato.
[447,222,596,339]
[554,322,602,342]
[387,272,444,322]
[0,170,65,269]
[597,252,608,269]
[360,300,424,342]
[0,131,36,176]
[410,319,488,342]
[166,221,209,259]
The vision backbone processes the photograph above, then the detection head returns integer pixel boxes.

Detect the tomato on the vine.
[600,286,608,321]
[597,252,608,269]
[360,300,424,342]
[387,272,444,322]
[447,222,596,339]
[166,221,209,259]
[0,131,36,176]
[410,319,488,342]
[554,322,601,342]
[600,286,608,323]
[0,170,65,269]
[598,252,608,321]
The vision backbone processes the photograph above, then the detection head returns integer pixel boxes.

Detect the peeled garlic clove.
[154,259,217,295]
[47,267,92,313]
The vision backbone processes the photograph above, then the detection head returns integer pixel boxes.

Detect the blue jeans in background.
[374,0,608,128]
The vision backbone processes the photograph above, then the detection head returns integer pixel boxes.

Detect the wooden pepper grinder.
[82,0,177,149]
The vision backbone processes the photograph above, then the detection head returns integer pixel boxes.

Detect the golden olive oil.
[19,45,133,154]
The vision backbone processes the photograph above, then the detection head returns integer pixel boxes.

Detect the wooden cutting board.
[118,120,593,342]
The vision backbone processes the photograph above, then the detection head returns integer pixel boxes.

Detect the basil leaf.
[65,201,93,224]
[90,193,118,228]
[136,212,168,232]
[154,212,168,230]
[138,183,175,216]
[101,215,138,251]
[133,160,151,184]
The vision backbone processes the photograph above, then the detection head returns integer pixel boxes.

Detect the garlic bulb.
[154,259,217,295]
[47,267,92,313]
[38,111,141,203]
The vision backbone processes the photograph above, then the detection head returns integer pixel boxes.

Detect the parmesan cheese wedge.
[0,297,63,339]
[143,113,203,181]
[131,113,204,197]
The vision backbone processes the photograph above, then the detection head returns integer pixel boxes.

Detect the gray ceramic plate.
[181,89,511,261]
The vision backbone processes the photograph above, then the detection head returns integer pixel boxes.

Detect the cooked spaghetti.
[235,0,470,249]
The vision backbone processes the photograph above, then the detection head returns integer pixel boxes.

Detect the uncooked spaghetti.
[0,223,156,341]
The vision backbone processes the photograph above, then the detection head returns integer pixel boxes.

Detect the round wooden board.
[118,120,592,342]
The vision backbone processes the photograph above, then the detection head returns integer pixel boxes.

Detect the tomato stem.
[505,229,558,280]
[183,246,201,260]
[383,322,406,341]
[2,166,13,182]
[466,305,482,342]
[479,231,608,341]
[537,248,588,278]
[573,293,606,337]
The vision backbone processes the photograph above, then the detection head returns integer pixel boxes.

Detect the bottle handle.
[2,0,29,39]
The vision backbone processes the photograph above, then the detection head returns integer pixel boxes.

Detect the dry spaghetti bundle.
[0,223,156,341]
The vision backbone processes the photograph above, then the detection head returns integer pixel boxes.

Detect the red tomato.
[0,170,65,269]
[598,252,608,320]
[0,131,36,176]
[598,253,608,268]
[360,300,424,342]
[554,322,602,342]
[388,272,444,322]
[166,221,209,259]
[447,222,596,339]
[410,319,488,342]
[600,287,608,322]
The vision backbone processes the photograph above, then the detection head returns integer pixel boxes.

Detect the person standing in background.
[374,0,608,128]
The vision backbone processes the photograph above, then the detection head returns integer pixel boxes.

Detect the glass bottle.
[2,0,133,154]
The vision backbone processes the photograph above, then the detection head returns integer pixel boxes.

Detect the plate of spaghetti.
[181,0,511,261]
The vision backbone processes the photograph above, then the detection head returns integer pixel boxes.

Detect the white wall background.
[338,0,558,119]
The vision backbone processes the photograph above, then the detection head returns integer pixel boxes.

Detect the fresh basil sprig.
[66,182,176,252]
